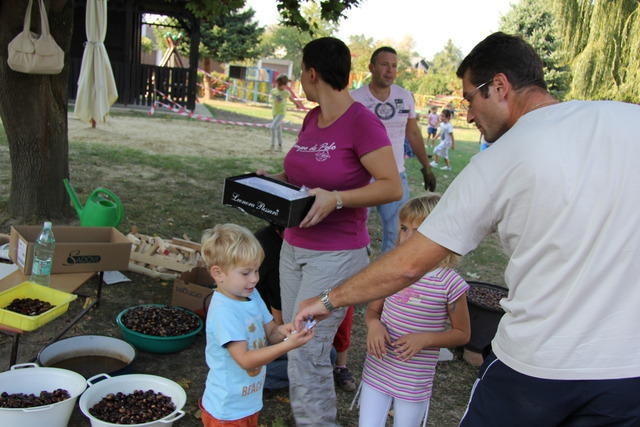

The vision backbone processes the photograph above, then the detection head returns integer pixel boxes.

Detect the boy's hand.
[392,333,430,361]
[277,323,296,339]
[366,320,390,359]
[284,328,314,349]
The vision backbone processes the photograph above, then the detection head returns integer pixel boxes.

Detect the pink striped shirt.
[361,267,469,401]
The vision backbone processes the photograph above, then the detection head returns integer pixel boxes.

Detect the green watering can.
[63,178,124,227]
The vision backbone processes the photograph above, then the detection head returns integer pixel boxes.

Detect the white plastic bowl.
[0,363,87,427]
[37,335,136,378]
[79,373,186,427]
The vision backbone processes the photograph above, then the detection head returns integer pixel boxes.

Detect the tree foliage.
[415,40,463,96]
[259,3,336,78]
[347,34,376,74]
[0,0,360,221]
[553,0,639,102]
[158,8,264,63]
[500,0,570,99]
[276,0,361,32]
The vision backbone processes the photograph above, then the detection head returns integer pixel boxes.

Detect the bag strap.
[21,0,53,36]
[22,0,34,32]
[37,0,53,37]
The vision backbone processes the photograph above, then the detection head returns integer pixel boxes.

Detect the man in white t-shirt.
[296,32,640,426]
[351,47,436,254]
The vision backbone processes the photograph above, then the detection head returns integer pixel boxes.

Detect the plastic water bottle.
[30,221,55,286]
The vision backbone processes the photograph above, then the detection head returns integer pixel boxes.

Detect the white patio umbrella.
[74,0,118,127]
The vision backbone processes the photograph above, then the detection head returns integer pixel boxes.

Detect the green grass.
[2,103,507,285]
[202,98,308,125]
[0,104,508,426]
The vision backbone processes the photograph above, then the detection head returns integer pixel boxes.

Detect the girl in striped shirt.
[357,194,471,427]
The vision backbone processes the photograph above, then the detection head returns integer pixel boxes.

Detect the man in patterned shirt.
[352,46,436,254]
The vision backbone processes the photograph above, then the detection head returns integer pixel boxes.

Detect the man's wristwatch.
[333,191,343,210]
[319,288,338,312]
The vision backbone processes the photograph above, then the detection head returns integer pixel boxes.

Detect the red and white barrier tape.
[154,89,190,111]
[150,101,300,133]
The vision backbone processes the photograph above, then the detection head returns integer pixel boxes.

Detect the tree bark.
[0,0,73,222]
[202,57,212,100]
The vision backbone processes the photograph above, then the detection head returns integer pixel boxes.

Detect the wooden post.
[187,14,200,111]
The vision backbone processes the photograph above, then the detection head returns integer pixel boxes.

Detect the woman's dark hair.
[457,32,546,96]
[302,37,351,90]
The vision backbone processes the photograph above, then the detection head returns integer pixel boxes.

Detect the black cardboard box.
[223,173,315,228]
[172,267,216,318]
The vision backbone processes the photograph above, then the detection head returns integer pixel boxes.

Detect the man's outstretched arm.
[294,233,451,329]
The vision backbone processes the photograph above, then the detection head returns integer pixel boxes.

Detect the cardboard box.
[172,267,216,317]
[9,226,132,274]
[223,173,315,228]
[0,270,95,293]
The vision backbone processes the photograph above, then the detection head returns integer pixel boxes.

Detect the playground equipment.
[226,65,272,103]
[199,68,310,111]
[159,32,184,68]
[63,179,124,227]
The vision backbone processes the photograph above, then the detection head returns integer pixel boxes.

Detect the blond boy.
[200,224,313,426]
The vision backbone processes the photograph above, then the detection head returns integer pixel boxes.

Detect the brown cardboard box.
[0,270,95,293]
[9,226,132,274]
[172,267,215,317]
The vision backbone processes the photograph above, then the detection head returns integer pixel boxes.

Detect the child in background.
[270,75,289,152]
[426,106,439,146]
[430,109,455,170]
[355,195,470,427]
[200,224,314,426]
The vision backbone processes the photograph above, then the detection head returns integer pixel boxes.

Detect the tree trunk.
[0,0,73,222]
[202,57,212,100]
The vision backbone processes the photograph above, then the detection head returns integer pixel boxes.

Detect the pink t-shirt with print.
[283,102,391,251]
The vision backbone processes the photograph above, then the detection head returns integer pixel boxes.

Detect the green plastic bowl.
[115,304,203,354]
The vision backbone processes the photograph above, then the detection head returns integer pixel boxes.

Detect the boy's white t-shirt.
[438,122,453,146]
[419,100,640,380]
[351,84,416,173]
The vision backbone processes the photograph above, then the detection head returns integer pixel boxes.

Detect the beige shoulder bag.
[7,0,64,74]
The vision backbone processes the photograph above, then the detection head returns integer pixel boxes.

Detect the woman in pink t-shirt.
[262,37,401,426]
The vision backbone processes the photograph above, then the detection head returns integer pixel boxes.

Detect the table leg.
[31,271,105,362]
[96,271,104,308]
[9,333,19,368]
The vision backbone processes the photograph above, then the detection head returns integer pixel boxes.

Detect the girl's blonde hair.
[398,193,460,269]
[201,223,264,270]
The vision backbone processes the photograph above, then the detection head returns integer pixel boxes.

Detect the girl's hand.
[285,328,314,349]
[366,320,390,359]
[298,188,338,228]
[392,333,430,361]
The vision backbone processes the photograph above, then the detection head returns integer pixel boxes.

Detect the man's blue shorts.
[459,352,640,426]
[427,126,437,136]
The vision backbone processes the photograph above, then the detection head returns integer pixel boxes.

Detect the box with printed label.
[171,267,216,318]
[222,173,315,228]
[9,226,132,274]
